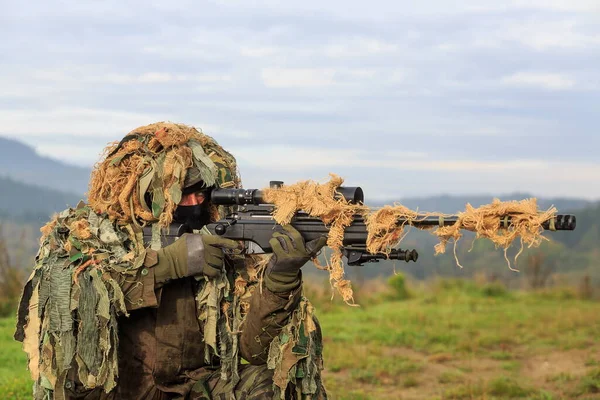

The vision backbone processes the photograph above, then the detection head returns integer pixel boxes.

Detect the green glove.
[265,225,327,293]
[154,233,240,284]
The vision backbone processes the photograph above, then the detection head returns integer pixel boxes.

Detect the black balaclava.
[172,203,211,230]
[172,181,213,230]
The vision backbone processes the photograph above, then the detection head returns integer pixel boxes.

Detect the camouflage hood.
[88,122,241,228]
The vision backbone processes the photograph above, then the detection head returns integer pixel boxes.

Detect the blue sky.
[1,0,599,200]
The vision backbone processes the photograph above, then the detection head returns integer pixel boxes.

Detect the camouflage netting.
[268,299,325,399]
[264,174,558,304]
[195,250,326,399]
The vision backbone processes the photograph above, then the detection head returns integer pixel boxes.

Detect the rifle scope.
[210,186,364,205]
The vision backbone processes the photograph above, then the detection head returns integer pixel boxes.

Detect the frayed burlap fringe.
[264,174,366,304]
[88,122,202,227]
[264,174,557,304]
[432,198,556,271]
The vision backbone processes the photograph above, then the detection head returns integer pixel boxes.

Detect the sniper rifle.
[194,182,576,266]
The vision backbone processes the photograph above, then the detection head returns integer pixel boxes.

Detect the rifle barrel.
[405,214,576,231]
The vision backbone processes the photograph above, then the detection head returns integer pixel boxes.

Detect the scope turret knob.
[215,224,227,236]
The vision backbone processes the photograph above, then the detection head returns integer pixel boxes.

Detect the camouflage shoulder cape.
[15,205,326,399]
[15,202,144,399]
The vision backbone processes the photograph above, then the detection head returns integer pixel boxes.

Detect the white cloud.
[389,69,408,84]
[211,0,600,20]
[232,145,600,199]
[260,67,385,89]
[240,46,279,57]
[324,38,398,58]
[2,116,254,167]
[505,20,600,51]
[33,143,105,167]
[439,18,600,53]
[0,108,257,145]
[232,146,375,169]
[463,0,600,13]
[140,46,219,60]
[510,0,600,13]
[502,72,576,90]
[28,68,233,85]
[0,108,168,137]
[232,145,545,172]
[261,68,337,88]
[240,38,398,63]
[137,72,173,83]
[191,123,255,139]
[342,68,378,79]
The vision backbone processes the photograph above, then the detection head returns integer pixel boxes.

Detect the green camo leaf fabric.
[15,203,141,399]
[196,251,327,400]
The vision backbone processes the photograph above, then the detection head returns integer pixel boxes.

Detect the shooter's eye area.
[179,192,207,206]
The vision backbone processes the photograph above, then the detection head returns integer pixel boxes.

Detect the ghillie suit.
[15,122,326,400]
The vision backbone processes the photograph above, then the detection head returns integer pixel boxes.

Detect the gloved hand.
[153,233,240,284]
[265,225,327,293]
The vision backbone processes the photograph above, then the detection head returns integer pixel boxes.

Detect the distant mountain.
[0,176,82,224]
[0,137,90,195]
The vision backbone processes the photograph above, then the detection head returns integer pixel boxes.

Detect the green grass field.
[318,284,600,400]
[2,282,600,399]
[0,317,32,399]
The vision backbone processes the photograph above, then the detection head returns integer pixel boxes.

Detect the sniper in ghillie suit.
[13,122,576,400]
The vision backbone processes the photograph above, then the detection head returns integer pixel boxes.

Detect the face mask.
[172,204,211,230]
